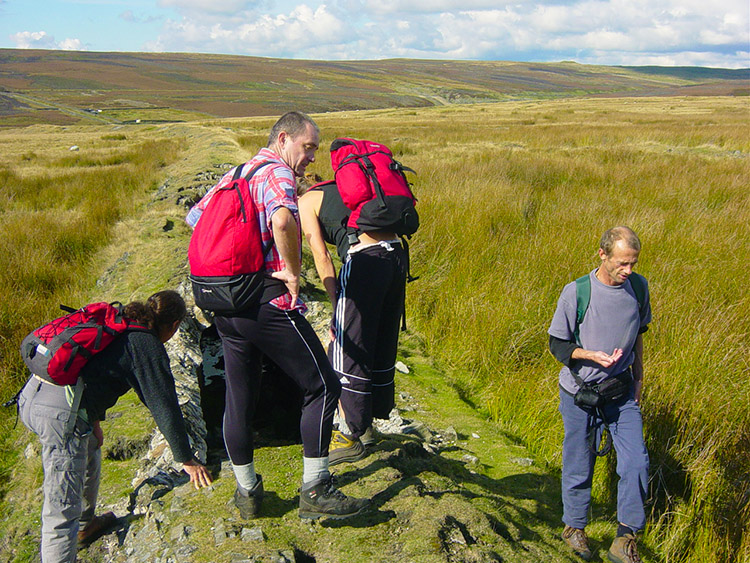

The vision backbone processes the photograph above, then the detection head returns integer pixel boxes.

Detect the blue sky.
[1,0,748,68]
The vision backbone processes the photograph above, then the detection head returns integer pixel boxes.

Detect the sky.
[1,0,748,68]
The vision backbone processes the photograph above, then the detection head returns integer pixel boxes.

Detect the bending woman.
[18,290,212,563]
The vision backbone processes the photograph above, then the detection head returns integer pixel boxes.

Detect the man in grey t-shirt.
[548,226,651,563]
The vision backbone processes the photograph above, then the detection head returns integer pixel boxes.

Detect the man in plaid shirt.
[189,112,369,520]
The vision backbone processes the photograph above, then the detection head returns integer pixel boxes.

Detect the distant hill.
[1,49,748,127]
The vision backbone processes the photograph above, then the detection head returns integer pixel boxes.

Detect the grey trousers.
[18,377,101,563]
[559,386,649,532]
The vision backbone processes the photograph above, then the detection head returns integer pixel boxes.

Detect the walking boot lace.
[622,536,642,563]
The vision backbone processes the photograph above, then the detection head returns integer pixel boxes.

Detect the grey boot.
[233,474,264,519]
[298,476,369,519]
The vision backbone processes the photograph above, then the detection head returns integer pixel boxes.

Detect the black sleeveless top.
[315,181,352,262]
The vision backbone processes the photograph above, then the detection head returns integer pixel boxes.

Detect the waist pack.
[330,138,418,238]
[20,302,148,385]
[573,370,633,409]
[572,370,634,457]
[188,161,285,314]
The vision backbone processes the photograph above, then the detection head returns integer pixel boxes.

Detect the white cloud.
[10,31,86,51]
[120,10,162,24]
[157,0,261,15]
[57,38,85,51]
[11,31,55,49]
[139,0,749,67]
[148,4,349,57]
[363,0,503,15]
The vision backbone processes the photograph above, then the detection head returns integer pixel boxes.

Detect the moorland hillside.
[1,48,748,127]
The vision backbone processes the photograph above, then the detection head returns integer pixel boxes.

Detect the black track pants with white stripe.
[328,242,407,438]
[215,304,341,462]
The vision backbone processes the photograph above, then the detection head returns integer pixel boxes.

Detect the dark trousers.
[328,241,407,438]
[215,304,341,462]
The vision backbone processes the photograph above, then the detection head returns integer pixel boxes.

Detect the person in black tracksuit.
[299,181,407,465]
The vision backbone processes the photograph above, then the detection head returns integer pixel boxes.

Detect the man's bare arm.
[299,192,338,306]
[269,207,301,306]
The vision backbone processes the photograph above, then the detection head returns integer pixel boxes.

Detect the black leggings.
[328,242,407,437]
[215,304,341,463]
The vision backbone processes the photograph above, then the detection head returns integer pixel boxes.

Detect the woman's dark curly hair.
[123,290,186,332]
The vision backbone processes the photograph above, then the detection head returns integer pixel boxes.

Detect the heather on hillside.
[1,49,747,127]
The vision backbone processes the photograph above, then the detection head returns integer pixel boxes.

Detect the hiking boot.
[360,425,379,447]
[78,511,118,548]
[328,430,366,466]
[298,476,370,520]
[233,474,264,519]
[608,533,642,563]
[562,525,592,561]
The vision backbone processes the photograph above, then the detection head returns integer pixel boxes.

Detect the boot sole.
[328,447,367,467]
[298,504,368,520]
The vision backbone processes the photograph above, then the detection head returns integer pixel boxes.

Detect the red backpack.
[330,138,419,238]
[188,161,285,314]
[20,302,149,385]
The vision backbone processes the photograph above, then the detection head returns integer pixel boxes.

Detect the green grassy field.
[0,96,747,562]
[307,98,750,562]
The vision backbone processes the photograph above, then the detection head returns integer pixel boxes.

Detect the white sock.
[232,461,258,492]
[303,456,330,484]
[334,408,352,435]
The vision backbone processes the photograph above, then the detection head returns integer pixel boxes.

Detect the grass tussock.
[305,97,749,563]
[0,136,183,491]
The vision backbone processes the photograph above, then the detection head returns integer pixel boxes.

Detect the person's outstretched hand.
[183,459,213,489]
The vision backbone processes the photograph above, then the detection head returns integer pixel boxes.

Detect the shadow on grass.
[329,435,562,538]
[317,432,639,563]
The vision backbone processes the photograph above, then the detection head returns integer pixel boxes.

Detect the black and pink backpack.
[21,302,148,385]
[330,138,419,239]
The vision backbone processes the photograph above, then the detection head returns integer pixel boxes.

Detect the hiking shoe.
[233,474,264,519]
[608,533,642,563]
[78,511,118,548]
[360,425,379,447]
[328,430,366,466]
[298,476,369,520]
[562,525,592,561]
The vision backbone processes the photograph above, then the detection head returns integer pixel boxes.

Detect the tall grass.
[311,97,749,562]
[0,99,746,561]
[0,137,182,501]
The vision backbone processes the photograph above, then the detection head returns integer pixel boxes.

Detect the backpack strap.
[628,273,647,320]
[235,160,277,257]
[64,377,85,438]
[398,235,420,332]
[574,274,591,347]
[574,272,646,346]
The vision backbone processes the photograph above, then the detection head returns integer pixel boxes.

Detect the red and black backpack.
[330,138,419,239]
[188,161,286,314]
[20,302,149,385]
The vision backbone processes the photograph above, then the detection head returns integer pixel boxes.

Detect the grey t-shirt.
[548,269,651,394]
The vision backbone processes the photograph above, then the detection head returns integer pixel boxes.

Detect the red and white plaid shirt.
[188,148,306,312]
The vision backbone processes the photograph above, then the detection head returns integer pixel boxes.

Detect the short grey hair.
[600,226,641,255]
[267,111,319,147]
